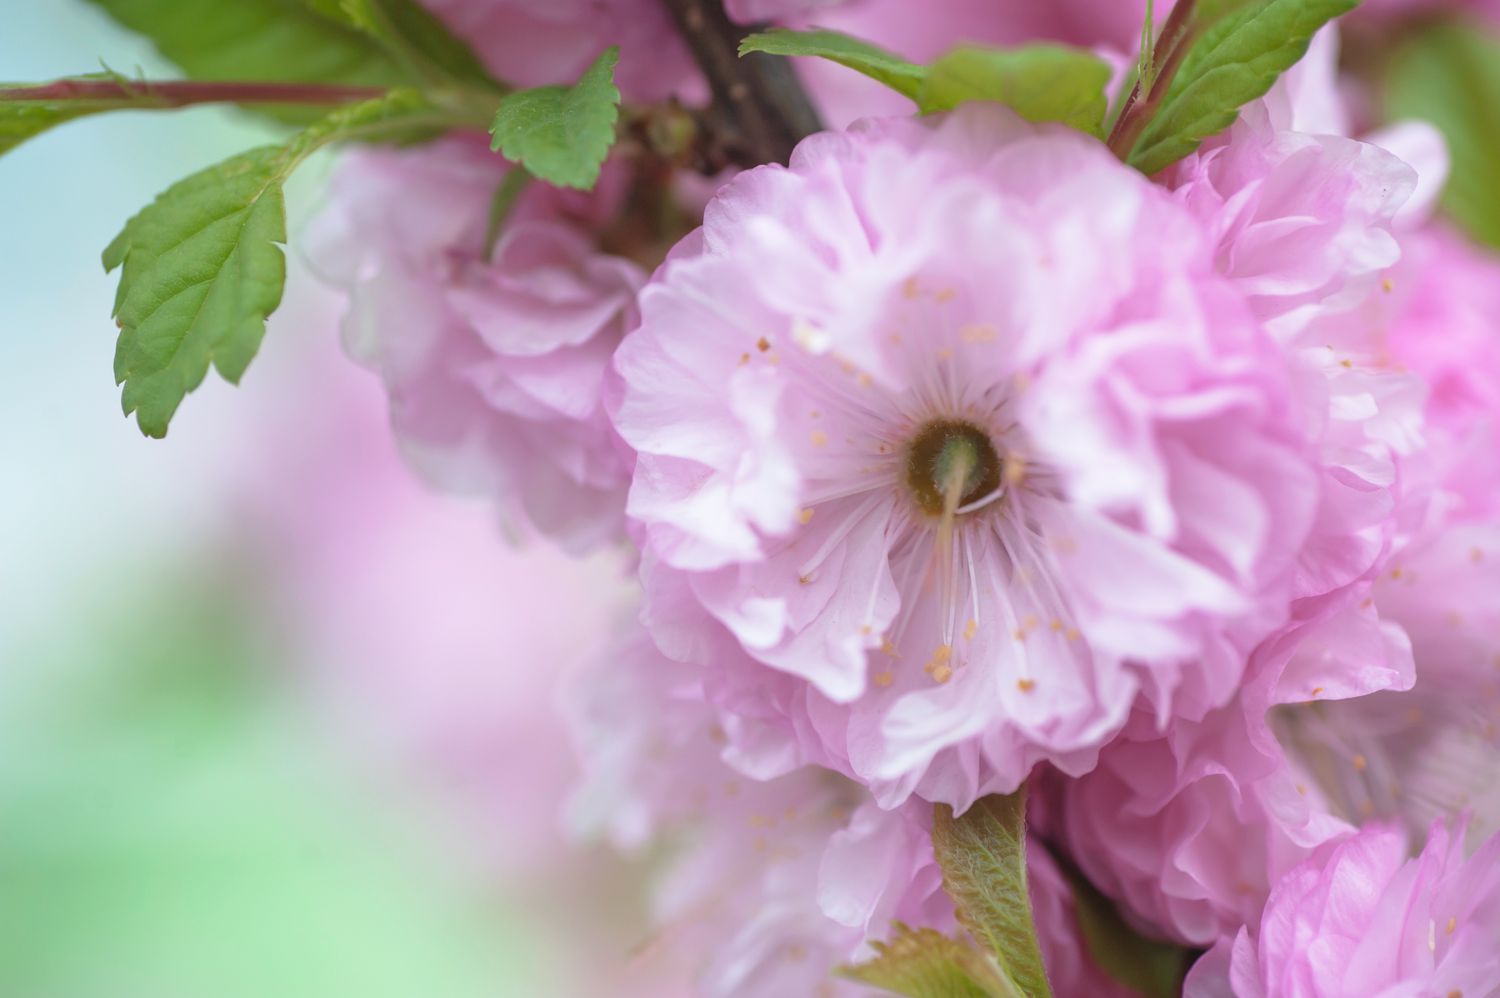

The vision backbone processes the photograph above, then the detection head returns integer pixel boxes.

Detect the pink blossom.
[1168,106,1413,339]
[1049,548,1418,947]
[725,0,845,23]
[1168,31,1430,616]
[1275,523,1500,852]
[308,137,642,552]
[1186,818,1500,997]
[419,0,702,101]
[1269,225,1500,850]
[566,621,1142,995]
[1055,696,1354,947]
[566,624,948,996]
[1382,227,1500,525]
[612,105,1321,810]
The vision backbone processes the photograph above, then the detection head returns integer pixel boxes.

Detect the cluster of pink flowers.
[310,2,1500,995]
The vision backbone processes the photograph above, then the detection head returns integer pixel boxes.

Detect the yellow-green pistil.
[903,420,1003,519]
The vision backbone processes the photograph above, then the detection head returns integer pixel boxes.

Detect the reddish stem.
[1107,0,1199,159]
[0,78,388,107]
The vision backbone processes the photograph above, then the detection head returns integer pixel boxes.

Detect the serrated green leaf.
[932,790,1053,998]
[738,28,924,100]
[1385,20,1500,250]
[489,47,620,190]
[918,45,1112,135]
[840,924,1016,998]
[106,91,442,437]
[1053,851,1189,998]
[327,0,501,90]
[1127,0,1359,175]
[82,0,404,122]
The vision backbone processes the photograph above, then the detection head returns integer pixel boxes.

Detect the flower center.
[903,420,1003,519]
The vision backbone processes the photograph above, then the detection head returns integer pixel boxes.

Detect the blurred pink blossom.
[309,137,642,553]
[1187,818,1500,997]
[420,0,703,100]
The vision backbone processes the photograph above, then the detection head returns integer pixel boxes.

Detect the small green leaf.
[82,0,404,122]
[738,28,924,100]
[326,0,501,90]
[489,47,620,190]
[1385,20,1500,250]
[840,924,1017,998]
[1052,851,1190,998]
[106,90,444,436]
[1127,0,1360,175]
[932,790,1053,998]
[918,45,1113,135]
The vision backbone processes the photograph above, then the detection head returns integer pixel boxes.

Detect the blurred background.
[0,6,664,996]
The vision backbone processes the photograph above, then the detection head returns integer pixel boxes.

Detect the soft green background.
[0,7,561,995]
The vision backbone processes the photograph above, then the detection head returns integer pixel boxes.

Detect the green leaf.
[323,0,501,90]
[932,790,1053,998]
[489,47,620,190]
[1127,0,1360,175]
[918,45,1113,135]
[106,90,442,437]
[1385,20,1500,250]
[841,924,1017,998]
[1053,851,1190,998]
[82,0,404,121]
[738,28,925,100]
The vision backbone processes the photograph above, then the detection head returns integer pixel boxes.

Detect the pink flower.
[612,105,1321,810]
[309,137,642,552]
[1271,227,1500,851]
[1275,523,1500,852]
[1168,30,1429,610]
[1055,694,1354,947]
[1168,105,1412,340]
[566,623,949,996]
[1383,227,1500,525]
[1186,818,1500,997]
[419,0,702,101]
[725,0,845,22]
[566,620,1142,995]
[1051,526,1420,946]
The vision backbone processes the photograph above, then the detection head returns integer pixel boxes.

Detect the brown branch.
[657,0,823,168]
[0,78,388,108]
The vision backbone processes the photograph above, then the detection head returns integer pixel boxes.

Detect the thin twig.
[657,0,823,167]
[0,79,388,107]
